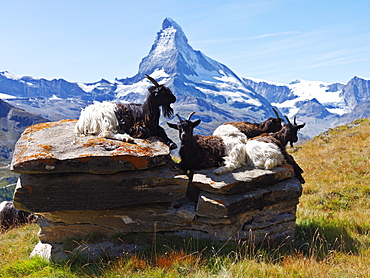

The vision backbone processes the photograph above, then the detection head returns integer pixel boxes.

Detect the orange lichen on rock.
[12,143,56,165]
[37,144,53,152]
[282,163,294,174]
[22,119,76,136]
[131,145,155,156]
[81,137,159,158]
[14,145,28,161]
[122,155,149,169]
[11,119,170,174]
[81,137,128,149]
[115,144,157,157]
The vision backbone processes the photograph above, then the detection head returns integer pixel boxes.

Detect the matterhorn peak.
[135,18,192,77]
[157,17,189,50]
[115,17,274,124]
[136,17,243,82]
[162,17,184,34]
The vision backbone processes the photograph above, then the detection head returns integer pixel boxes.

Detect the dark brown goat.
[168,112,250,180]
[75,74,177,149]
[168,113,225,179]
[253,116,306,183]
[0,201,37,232]
[214,108,283,139]
[256,116,306,148]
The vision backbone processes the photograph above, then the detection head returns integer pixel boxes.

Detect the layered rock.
[11,120,302,261]
[10,119,170,174]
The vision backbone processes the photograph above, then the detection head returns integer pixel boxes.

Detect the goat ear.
[193,119,201,128]
[298,123,306,129]
[167,122,178,130]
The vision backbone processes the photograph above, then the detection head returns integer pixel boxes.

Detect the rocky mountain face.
[341,76,370,109]
[113,17,277,133]
[0,72,114,101]
[0,18,369,144]
[243,77,370,139]
[0,99,48,160]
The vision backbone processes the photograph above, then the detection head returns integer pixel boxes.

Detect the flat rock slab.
[11,119,171,174]
[192,163,294,195]
[13,164,188,212]
[37,198,299,244]
[38,203,195,243]
[196,178,302,218]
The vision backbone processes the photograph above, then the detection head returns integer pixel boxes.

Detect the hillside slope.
[0,99,48,160]
[294,117,370,246]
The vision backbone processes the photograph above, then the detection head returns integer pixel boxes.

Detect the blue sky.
[1,0,369,84]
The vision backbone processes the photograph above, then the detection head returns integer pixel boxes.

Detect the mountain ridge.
[0,99,49,160]
[0,17,369,143]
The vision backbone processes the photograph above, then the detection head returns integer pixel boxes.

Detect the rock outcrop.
[11,120,302,261]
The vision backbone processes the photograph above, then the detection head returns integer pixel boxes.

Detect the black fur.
[168,114,226,178]
[225,108,283,138]
[115,76,177,149]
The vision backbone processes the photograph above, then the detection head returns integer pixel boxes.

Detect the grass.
[0,159,18,201]
[0,118,369,277]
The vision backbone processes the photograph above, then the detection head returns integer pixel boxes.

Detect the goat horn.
[272,107,280,119]
[187,112,196,121]
[176,114,183,122]
[145,74,160,87]
[284,116,292,125]
[294,116,297,125]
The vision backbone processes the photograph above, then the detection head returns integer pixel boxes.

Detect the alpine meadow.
[0,118,369,277]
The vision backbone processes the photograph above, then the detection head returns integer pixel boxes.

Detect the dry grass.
[295,118,370,242]
[0,118,369,277]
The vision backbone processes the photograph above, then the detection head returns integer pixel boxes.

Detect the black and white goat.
[246,116,306,183]
[75,74,177,149]
[0,201,37,232]
[213,108,283,140]
[167,112,305,183]
[168,112,249,177]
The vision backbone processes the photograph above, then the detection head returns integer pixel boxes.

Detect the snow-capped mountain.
[0,17,370,143]
[1,18,278,136]
[110,17,278,137]
[243,77,370,138]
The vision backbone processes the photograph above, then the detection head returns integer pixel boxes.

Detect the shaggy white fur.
[213,124,248,143]
[245,140,285,169]
[214,135,248,175]
[75,101,134,142]
[213,123,285,171]
[210,124,249,174]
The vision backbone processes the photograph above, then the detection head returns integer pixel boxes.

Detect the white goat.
[245,140,285,169]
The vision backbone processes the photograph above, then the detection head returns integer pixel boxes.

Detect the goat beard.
[161,104,174,118]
